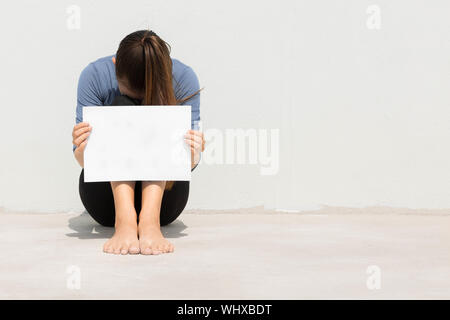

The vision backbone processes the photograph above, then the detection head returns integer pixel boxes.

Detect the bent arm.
[73,64,103,167]
[176,66,201,131]
[177,66,202,170]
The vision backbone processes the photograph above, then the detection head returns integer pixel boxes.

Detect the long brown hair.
[115,30,201,105]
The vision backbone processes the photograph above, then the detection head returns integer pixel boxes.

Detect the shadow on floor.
[66,212,189,239]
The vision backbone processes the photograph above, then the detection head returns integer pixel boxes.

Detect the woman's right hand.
[72,122,92,167]
[72,122,92,152]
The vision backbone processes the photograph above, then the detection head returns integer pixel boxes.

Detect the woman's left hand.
[184,130,205,169]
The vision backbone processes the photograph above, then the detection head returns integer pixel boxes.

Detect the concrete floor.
[0,208,449,299]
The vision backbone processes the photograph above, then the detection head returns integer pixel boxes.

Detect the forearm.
[74,148,84,168]
[191,161,199,171]
[191,149,202,171]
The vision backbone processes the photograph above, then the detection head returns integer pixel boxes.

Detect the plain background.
[0,0,449,213]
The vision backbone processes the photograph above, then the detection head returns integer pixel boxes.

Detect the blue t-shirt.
[74,55,200,151]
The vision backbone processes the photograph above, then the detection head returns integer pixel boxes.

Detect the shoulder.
[78,55,116,102]
[80,55,115,81]
[172,58,199,89]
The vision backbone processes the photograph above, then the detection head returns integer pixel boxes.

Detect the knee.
[160,216,177,227]
[159,181,190,226]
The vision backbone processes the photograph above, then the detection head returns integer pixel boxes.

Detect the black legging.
[78,95,191,227]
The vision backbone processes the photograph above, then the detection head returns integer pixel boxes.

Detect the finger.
[192,139,201,150]
[73,132,90,147]
[187,130,203,139]
[76,140,87,152]
[184,132,203,145]
[185,140,198,151]
[184,139,194,147]
[184,132,193,141]
[191,131,205,144]
[73,125,91,139]
[72,122,90,138]
[73,122,90,131]
[190,146,199,156]
[185,138,201,150]
[193,134,203,145]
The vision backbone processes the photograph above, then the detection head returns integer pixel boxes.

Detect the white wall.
[0,0,449,213]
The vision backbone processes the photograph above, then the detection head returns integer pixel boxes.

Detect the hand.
[184,130,205,169]
[72,122,92,153]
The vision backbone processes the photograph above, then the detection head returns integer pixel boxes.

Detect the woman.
[71,30,204,255]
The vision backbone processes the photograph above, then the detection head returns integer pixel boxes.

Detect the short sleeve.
[175,66,201,131]
[74,64,102,151]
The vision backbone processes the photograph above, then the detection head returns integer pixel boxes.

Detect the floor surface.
[0,208,449,299]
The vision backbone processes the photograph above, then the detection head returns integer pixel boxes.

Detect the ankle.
[138,216,160,228]
[115,214,137,227]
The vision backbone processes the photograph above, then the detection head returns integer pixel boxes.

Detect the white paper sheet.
[83,105,191,182]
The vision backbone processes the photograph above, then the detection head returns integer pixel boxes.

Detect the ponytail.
[142,37,153,105]
[115,30,202,106]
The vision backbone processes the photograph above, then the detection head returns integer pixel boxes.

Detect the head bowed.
[140,30,157,45]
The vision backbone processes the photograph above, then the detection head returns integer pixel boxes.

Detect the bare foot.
[138,221,174,255]
[103,215,140,255]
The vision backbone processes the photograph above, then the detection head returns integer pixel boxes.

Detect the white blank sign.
[83,105,191,182]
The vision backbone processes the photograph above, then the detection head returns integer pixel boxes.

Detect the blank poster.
[83,105,191,182]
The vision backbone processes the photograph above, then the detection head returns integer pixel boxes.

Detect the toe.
[103,241,111,253]
[129,246,140,254]
[121,243,130,255]
[141,246,152,255]
[129,240,140,254]
[104,245,114,254]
